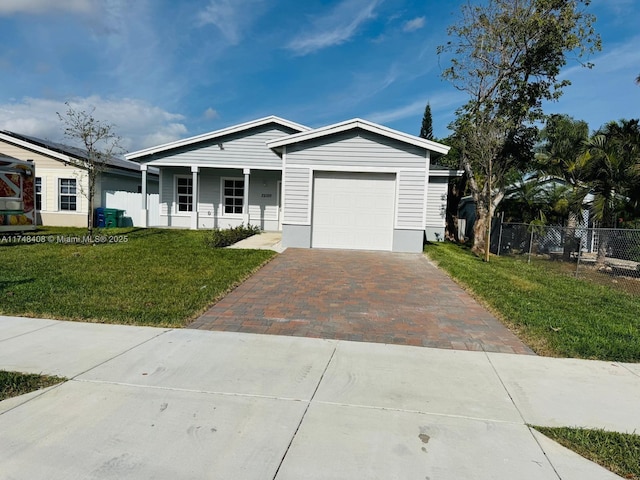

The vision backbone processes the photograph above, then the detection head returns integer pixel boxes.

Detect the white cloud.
[288,0,381,55]
[402,16,425,32]
[592,0,634,15]
[367,91,465,125]
[0,96,187,152]
[560,35,640,81]
[197,0,265,45]
[0,0,93,15]
[203,107,219,120]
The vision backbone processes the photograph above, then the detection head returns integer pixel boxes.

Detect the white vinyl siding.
[426,176,448,227]
[160,168,187,215]
[397,170,426,229]
[285,130,426,169]
[248,173,279,221]
[145,126,296,169]
[283,167,310,224]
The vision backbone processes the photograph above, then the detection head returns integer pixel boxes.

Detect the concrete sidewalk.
[1,316,638,479]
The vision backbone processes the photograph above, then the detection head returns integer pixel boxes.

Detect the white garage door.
[312,171,396,250]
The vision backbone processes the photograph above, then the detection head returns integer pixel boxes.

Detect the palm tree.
[503,175,545,223]
[580,119,640,264]
[536,114,590,258]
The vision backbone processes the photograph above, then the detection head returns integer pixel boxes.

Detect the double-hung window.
[176,176,193,212]
[35,177,42,211]
[59,178,77,211]
[223,178,244,215]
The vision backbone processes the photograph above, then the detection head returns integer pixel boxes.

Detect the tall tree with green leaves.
[438,0,601,259]
[419,102,434,140]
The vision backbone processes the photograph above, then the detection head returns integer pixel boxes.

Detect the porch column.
[140,165,148,228]
[191,166,199,230]
[243,168,250,224]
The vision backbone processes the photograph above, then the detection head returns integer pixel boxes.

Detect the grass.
[0,227,275,327]
[424,242,640,362]
[534,426,640,479]
[0,370,65,401]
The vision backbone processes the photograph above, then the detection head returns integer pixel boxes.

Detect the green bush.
[206,224,262,248]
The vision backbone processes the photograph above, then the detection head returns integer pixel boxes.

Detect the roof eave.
[267,118,451,155]
[125,116,311,161]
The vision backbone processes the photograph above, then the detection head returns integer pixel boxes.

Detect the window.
[35,177,42,211]
[223,178,244,215]
[176,176,193,212]
[59,178,77,211]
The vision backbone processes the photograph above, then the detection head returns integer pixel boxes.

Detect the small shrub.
[206,224,262,248]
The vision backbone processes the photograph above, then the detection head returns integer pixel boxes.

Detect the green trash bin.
[102,208,120,228]
[115,210,125,227]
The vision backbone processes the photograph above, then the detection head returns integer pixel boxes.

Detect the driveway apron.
[190,248,533,354]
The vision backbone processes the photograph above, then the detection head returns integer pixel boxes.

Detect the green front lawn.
[0,228,275,327]
[0,370,65,401]
[534,427,640,480]
[425,242,640,362]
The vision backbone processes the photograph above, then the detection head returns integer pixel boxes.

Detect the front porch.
[139,166,282,231]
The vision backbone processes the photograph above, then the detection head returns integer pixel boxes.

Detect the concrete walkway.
[227,231,284,252]
[192,248,533,354]
[1,316,638,479]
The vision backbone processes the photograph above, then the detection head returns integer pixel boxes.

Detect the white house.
[126,116,458,253]
[0,131,158,227]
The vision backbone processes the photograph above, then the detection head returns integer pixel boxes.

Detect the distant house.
[0,131,158,227]
[126,116,459,253]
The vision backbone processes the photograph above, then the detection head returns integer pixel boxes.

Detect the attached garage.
[267,118,453,253]
[312,171,395,250]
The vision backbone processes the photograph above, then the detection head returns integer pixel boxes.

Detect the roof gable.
[267,118,451,155]
[125,116,310,161]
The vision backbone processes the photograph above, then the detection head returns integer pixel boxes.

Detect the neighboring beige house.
[0,131,157,227]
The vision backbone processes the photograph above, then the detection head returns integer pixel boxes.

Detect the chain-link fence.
[492,222,640,296]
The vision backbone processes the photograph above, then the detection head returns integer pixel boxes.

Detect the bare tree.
[57,102,122,236]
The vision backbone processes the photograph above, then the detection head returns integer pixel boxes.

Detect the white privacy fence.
[104,190,159,227]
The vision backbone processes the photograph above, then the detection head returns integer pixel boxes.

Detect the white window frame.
[221,177,245,217]
[35,176,44,211]
[58,178,77,212]
[174,175,193,214]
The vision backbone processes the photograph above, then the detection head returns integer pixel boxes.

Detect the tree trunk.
[471,200,489,256]
[595,230,609,267]
[87,195,94,237]
[87,171,95,238]
[445,176,466,241]
[562,213,578,261]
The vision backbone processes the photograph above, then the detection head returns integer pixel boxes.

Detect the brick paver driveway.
[190,248,533,354]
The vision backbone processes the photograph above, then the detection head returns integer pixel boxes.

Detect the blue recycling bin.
[94,208,106,228]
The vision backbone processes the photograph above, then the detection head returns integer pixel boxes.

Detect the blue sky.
[0,0,638,152]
